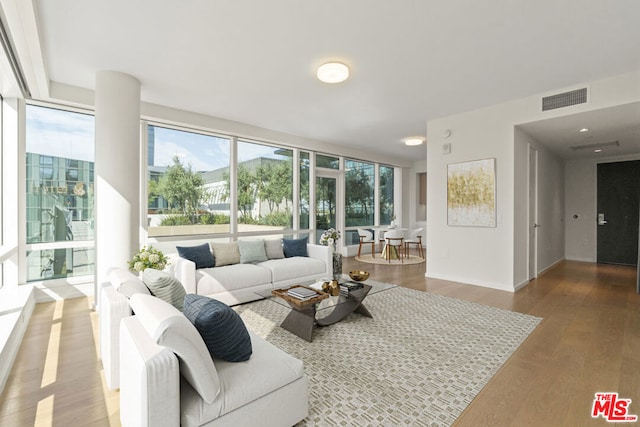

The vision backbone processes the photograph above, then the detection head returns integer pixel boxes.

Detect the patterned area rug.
[235,286,541,426]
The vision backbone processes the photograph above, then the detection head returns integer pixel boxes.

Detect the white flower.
[140,251,150,260]
[149,253,160,264]
[133,261,144,272]
[327,237,334,245]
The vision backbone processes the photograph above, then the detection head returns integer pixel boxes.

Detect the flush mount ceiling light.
[317,62,349,83]
[579,128,590,133]
[405,138,424,146]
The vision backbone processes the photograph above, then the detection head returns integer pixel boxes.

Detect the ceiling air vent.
[542,87,588,111]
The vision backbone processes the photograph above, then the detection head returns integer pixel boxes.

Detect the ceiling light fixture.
[405,138,424,146]
[594,149,602,153]
[317,62,349,83]
[579,128,589,133]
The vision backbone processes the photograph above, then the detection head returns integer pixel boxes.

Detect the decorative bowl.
[348,270,370,282]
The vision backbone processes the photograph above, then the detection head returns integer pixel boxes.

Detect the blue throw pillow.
[177,243,215,269]
[282,236,308,258]
[183,294,252,362]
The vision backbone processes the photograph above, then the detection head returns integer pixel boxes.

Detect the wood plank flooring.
[1,258,638,426]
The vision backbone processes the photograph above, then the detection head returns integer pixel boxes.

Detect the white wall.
[565,153,640,262]
[427,70,640,291]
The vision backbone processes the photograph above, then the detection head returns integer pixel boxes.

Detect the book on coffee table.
[287,287,318,300]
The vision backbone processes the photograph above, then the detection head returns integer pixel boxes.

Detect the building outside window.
[25,105,95,281]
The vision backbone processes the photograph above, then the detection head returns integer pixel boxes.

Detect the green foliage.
[156,156,205,222]
[198,213,230,225]
[259,211,291,226]
[160,215,192,226]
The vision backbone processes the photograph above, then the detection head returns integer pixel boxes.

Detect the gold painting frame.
[447,158,496,227]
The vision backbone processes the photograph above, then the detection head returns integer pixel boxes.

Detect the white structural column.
[94,71,141,303]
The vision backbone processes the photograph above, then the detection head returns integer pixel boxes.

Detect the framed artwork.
[447,158,496,227]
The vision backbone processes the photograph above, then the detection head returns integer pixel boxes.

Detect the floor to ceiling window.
[344,159,375,245]
[25,104,95,281]
[236,140,293,233]
[146,124,231,237]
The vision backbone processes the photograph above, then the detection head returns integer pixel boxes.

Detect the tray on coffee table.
[271,285,329,307]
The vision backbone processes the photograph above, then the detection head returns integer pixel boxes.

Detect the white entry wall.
[426,70,640,292]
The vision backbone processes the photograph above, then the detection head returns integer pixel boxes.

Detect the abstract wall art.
[447,158,496,227]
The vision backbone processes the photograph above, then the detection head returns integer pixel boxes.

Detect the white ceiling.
[20,1,640,162]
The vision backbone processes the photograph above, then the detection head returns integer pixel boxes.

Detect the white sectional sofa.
[120,293,308,427]
[173,242,332,306]
[100,241,331,391]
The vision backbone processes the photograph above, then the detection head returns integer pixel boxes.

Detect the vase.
[332,252,342,280]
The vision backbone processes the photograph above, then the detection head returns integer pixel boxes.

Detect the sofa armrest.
[120,316,180,427]
[100,283,132,390]
[307,244,332,276]
[173,256,197,294]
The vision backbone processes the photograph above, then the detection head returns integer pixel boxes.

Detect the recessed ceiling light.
[317,62,349,83]
[579,128,589,133]
[405,138,424,146]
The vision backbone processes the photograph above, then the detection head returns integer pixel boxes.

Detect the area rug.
[355,254,425,265]
[235,286,541,426]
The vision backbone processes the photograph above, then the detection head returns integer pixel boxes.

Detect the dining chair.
[357,228,376,258]
[404,227,424,259]
[384,229,404,263]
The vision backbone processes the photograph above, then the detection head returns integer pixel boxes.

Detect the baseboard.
[424,272,515,293]
[0,285,36,394]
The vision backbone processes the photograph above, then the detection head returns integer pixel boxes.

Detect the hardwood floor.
[1,258,638,426]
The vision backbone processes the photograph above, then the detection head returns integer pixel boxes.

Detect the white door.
[528,145,538,280]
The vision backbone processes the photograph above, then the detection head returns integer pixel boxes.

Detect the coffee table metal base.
[279,285,373,342]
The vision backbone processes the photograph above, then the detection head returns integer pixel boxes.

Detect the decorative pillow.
[176,243,215,269]
[211,242,241,266]
[129,294,220,404]
[282,237,308,258]
[142,268,187,311]
[264,239,285,259]
[237,240,268,264]
[183,294,253,362]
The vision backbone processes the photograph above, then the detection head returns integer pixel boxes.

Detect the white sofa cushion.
[180,331,305,425]
[196,264,272,295]
[107,267,151,298]
[129,294,220,404]
[259,257,326,283]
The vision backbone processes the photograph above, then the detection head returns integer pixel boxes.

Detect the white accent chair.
[404,227,424,259]
[384,229,405,263]
[357,228,376,258]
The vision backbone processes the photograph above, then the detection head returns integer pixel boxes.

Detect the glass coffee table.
[255,275,396,342]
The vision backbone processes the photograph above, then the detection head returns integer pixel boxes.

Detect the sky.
[25,104,287,170]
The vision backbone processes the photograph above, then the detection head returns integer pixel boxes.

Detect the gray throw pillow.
[183,294,252,362]
[211,242,241,266]
[264,239,285,259]
[237,239,268,264]
[142,268,187,311]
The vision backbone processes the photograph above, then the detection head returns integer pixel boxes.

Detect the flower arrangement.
[319,228,341,250]
[128,245,169,272]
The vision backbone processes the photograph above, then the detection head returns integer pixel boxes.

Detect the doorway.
[315,171,342,246]
[528,145,539,280]
[597,160,640,266]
